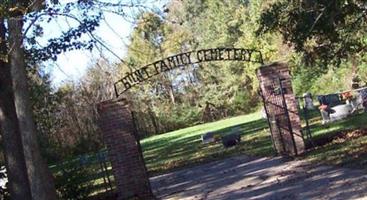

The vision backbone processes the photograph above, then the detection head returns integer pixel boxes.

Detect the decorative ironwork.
[114,48,264,97]
[259,76,299,156]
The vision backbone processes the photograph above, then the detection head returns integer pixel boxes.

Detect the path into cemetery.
[151,155,367,200]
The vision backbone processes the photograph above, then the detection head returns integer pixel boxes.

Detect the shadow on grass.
[309,112,367,137]
[305,112,367,145]
[142,118,273,175]
[299,108,323,121]
[303,112,367,169]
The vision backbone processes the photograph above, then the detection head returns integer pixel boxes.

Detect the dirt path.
[150,156,367,200]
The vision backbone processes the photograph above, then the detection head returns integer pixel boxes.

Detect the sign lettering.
[114,48,263,97]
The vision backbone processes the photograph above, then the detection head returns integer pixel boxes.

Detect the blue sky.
[44,12,132,86]
[38,0,167,86]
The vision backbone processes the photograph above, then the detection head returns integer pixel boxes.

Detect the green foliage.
[0,1,104,62]
[258,0,367,66]
[119,0,284,137]
[292,57,367,96]
[50,151,115,198]
[27,61,117,164]
[18,0,367,182]
[142,107,367,175]
[28,66,63,163]
[311,67,354,94]
[55,166,94,200]
[292,64,326,95]
[141,112,272,174]
[157,104,202,131]
[231,90,257,114]
[305,112,367,169]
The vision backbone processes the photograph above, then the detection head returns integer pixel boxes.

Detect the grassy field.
[53,109,367,198]
[303,110,367,168]
[141,112,273,175]
[141,110,367,175]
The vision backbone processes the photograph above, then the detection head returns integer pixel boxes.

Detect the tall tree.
[258,0,367,66]
[8,15,57,199]
[0,17,32,200]
[1,0,156,197]
[2,0,97,198]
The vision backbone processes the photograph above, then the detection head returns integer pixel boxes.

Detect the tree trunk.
[0,18,32,200]
[168,83,176,105]
[8,17,57,200]
[162,74,176,105]
[147,107,159,134]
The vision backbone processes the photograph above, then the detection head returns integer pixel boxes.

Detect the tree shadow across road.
[151,155,367,200]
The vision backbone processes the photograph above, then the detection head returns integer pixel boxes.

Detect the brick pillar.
[257,62,305,156]
[97,99,155,200]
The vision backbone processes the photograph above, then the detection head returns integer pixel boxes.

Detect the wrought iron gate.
[259,76,302,156]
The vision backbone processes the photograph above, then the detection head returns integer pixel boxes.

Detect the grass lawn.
[141,110,367,175]
[141,112,273,175]
[52,112,273,197]
[302,110,367,168]
[52,109,367,198]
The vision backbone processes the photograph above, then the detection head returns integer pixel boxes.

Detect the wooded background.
[13,0,367,165]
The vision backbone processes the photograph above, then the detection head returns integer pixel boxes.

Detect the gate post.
[97,99,155,200]
[257,62,305,156]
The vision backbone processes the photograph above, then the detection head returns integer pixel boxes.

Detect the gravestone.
[221,133,241,148]
[201,131,215,144]
[303,93,315,110]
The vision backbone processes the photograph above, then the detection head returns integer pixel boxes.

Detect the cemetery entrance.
[257,63,305,156]
[97,48,305,200]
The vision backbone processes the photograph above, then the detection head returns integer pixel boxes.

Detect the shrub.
[55,165,94,200]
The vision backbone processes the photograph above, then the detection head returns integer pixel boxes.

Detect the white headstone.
[303,92,315,110]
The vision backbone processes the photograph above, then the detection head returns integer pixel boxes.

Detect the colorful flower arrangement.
[341,91,356,101]
[318,104,328,111]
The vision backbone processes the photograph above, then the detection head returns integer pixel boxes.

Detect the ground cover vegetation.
[22,0,367,166]
[46,110,367,198]
[141,110,367,175]
[1,0,367,199]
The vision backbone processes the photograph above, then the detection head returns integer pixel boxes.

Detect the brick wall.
[257,62,305,156]
[97,99,155,200]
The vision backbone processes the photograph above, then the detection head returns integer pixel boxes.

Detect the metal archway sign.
[114,47,264,97]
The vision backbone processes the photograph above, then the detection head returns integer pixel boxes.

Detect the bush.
[55,165,94,200]
[156,104,202,133]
